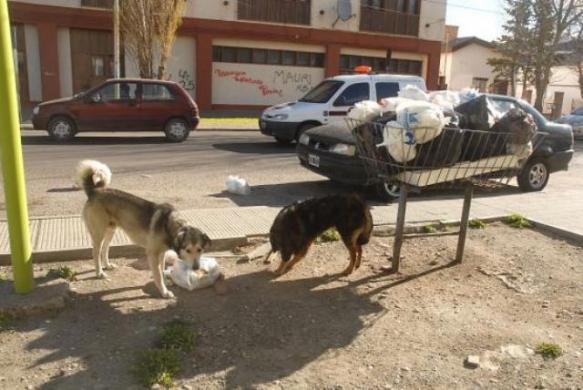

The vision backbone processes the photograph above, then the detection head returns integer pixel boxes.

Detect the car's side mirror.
[90,93,102,103]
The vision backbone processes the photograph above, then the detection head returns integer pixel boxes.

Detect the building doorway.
[70,28,117,93]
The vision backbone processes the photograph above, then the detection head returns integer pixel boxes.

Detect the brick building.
[9,0,445,112]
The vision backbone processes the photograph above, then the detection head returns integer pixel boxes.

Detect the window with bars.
[340,54,423,76]
[213,46,325,68]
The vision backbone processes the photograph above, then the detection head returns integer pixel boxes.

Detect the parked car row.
[259,73,575,200]
[32,79,199,143]
[558,106,583,139]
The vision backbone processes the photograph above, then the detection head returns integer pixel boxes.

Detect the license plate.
[308,154,320,167]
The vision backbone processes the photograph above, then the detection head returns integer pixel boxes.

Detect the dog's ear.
[202,233,212,250]
[174,227,187,250]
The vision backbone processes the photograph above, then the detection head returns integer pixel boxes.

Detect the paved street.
[1,129,582,224]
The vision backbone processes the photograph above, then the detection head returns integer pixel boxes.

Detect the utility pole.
[0,0,34,294]
[113,0,120,78]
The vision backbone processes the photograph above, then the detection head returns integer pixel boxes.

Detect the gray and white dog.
[77,160,211,298]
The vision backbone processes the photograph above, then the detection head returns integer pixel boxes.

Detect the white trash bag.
[429,90,461,111]
[379,97,413,113]
[377,121,417,163]
[395,100,447,144]
[163,250,223,291]
[347,100,382,122]
[398,85,430,102]
[507,142,533,161]
[226,175,251,195]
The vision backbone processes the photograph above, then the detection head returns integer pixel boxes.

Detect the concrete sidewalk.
[2,189,582,264]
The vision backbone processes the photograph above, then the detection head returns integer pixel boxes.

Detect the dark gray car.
[297,94,574,201]
[557,107,583,139]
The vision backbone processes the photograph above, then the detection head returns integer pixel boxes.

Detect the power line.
[424,0,505,16]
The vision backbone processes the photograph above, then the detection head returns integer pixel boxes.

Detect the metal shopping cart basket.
[348,116,545,272]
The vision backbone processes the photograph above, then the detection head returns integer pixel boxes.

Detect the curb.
[526,219,583,246]
[2,215,582,265]
[0,236,248,265]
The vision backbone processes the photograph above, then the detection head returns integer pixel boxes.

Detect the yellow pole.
[0,0,34,293]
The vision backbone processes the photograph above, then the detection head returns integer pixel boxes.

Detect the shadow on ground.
[17,268,393,389]
[211,178,522,208]
[210,180,361,207]
[212,141,296,155]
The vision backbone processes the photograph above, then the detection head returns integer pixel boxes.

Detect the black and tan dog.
[77,160,211,298]
[266,194,373,276]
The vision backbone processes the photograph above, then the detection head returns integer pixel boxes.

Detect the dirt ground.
[0,223,582,390]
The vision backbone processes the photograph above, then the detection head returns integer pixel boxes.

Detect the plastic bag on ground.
[347,100,382,122]
[398,85,430,101]
[226,175,251,195]
[376,121,417,163]
[163,251,223,291]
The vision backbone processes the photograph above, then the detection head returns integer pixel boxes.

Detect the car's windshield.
[299,80,344,103]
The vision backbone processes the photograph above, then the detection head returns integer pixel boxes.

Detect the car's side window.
[333,83,370,107]
[375,82,400,100]
[490,98,517,114]
[142,84,175,101]
[93,83,138,103]
[574,107,583,116]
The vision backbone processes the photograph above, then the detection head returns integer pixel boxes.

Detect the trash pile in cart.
[347,86,539,186]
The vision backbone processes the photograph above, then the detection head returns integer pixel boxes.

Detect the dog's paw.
[103,263,117,270]
[162,290,175,299]
[339,269,353,277]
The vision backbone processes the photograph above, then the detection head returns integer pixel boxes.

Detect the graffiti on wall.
[273,70,313,93]
[214,69,283,97]
[177,69,195,91]
[214,68,315,97]
[168,69,195,93]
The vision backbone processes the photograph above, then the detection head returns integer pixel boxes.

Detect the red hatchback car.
[32,79,199,142]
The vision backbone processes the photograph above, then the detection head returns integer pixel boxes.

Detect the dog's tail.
[76,160,112,197]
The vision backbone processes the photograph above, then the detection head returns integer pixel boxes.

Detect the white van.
[259,73,426,143]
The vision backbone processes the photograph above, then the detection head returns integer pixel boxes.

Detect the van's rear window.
[299,80,344,103]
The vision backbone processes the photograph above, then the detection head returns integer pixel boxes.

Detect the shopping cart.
[348,117,544,272]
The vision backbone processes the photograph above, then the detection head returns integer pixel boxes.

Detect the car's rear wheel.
[48,116,76,141]
[164,118,191,143]
[375,181,401,202]
[517,158,550,192]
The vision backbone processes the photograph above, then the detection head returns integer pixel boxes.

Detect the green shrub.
[133,348,181,388]
[469,219,486,229]
[421,225,437,234]
[316,228,340,243]
[47,266,76,281]
[504,214,532,229]
[535,343,562,360]
[158,320,197,352]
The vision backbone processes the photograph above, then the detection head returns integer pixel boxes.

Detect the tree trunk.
[510,65,517,97]
[578,62,583,99]
[521,68,529,99]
